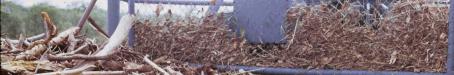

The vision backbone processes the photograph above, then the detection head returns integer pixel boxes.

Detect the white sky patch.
[5,0,233,17]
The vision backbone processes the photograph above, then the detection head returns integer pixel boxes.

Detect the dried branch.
[35,64,95,75]
[67,34,78,51]
[286,18,300,50]
[56,42,89,56]
[4,33,45,44]
[144,55,169,75]
[17,34,25,49]
[41,12,58,44]
[88,16,109,38]
[38,15,136,74]
[94,15,135,57]
[76,0,98,35]
[15,44,47,60]
[48,27,79,46]
[47,54,111,61]
[79,71,125,75]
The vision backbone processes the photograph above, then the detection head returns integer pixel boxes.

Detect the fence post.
[448,0,454,74]
[107,0,120,36]
[128,0,136,47]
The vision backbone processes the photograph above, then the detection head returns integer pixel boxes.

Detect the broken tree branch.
[56,42,89,56]
[36,64,95,75]
[37,15,136,74]
[88,16,109,38]
[79,71,125,75]
[76,0,98,35]
[41,12,58,44]
[15,44,47,60]
[48,27,79,46]
[47,54,110,61]
[5,33,45,45]
[144,55,169,75]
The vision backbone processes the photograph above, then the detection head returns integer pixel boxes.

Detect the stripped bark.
[144,55,169,75]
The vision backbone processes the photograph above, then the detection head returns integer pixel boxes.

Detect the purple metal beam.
[133,0,233,6]
[448,0,454,74]
[207,0,223,15]
[190,64,444,75]
[107,0,120,36]
[128,0,135,47]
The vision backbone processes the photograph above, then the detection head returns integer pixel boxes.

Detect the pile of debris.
[134,0,448,72]
[1,12,236,75]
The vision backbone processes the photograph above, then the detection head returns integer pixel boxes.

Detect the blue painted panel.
[233,0,291,44]
[128,0,135,46]
[208,0,223,15]
[107,0,120,36]
[448,0,454,74]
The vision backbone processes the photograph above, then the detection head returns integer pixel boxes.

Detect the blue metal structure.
[107,0,453,74]
[232,0,290,44]
[107,0,120,37]
[448,0,454,74]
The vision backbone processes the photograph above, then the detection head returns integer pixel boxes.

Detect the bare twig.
[76,0,98,35]
[67,34,78,51]
[88,16,109,38]
[15,44,47,60]
[41,12,58,44]
[38,15,136,74]
[144,55,169,75]
[4,33,45,44]
[80,71,125,75]
[165,66,183,75]
[48,27,79,46]
[286,18,300,50]
[17,34,25,48]
[36,65,95,75]
[47,54,110,61]
[56,42,89,56]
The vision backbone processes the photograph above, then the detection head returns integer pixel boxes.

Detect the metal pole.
[207,0,223,16]
[190,64,444,75]
[128,0,136,47]
[448,0,454,74]
[107,0,120,36]
[134,0,233,6]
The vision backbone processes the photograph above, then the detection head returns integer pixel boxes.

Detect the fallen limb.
[37,15,136,74]
[67,34,78,51]
[15,44,47,60]
[48,27,79,46]
[76,0,98,35]
[144,55,169,75]
[79,71,125,75]
[56,42,89,56]
[41,12,58,44]
[4,33,45,44]
[47,54,110,61]
[35,64,95,75]
[88,16,109,39]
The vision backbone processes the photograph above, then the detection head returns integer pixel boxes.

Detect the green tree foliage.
[1,1,107,39]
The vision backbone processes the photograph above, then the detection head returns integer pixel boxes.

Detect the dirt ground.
[132,1,448,73]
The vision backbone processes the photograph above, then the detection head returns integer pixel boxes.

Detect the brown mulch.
[133,1,448,73]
